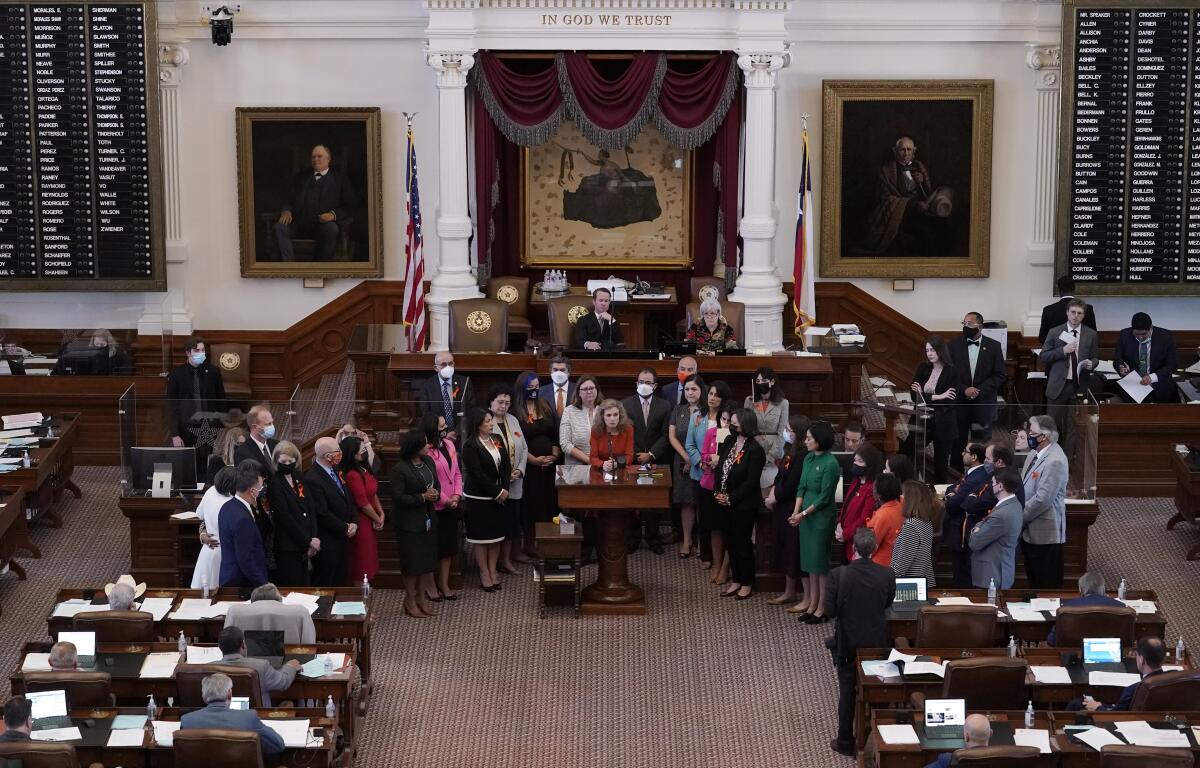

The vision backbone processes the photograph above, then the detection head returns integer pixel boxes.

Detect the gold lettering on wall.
[539,14,672,26]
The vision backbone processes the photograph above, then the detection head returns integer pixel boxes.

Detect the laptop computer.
[894,577,928,605]
[1082,637,1126,673]
[28,689,72,731]
[923,698,966,741]
[244,630,286,668]
[58,630,96,668]
[230,696,251,711]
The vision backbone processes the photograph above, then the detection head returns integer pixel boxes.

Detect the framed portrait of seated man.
[820,80,994,278]
[236,107,383,278]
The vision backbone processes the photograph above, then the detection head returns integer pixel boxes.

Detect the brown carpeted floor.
[1,467,1197,767]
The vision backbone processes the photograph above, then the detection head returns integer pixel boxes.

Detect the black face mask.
[850,464,866,478]
[525,388,539,399]
[963,326,979,340]
[438,428,450,439]
[729,425,740,437]
[754,382,772,397]
[277,463,294,476]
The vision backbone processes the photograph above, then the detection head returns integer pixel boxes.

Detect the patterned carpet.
[1,467,1198,767]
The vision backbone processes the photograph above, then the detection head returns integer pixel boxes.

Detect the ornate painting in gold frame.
[820,80,994,278]
[521,120,693,269]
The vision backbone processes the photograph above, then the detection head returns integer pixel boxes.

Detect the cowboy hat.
[104,574,147,599]
[220,408,247,429]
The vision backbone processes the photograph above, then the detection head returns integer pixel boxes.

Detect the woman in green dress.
[789,421,840,623]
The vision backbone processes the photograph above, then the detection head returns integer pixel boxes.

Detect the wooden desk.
[555,465,670,616]
[1169,449,1200,559]
[1049,710,1200,765]
[528,287,678,350]
[2,412,81,529]
[1097,403,1200,497]
[0,487,30,591]
[869,709,1057,768]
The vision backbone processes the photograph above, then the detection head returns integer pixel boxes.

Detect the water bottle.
[1177,635,1186,662]
[177,631,187,655]
[1024,700,1034,728]
[21,450,30,469]
[201,577,209,599]
[1117,578,1127,601]
[147,694,157,720]
[323,653,333,676]
[1008,635,1018,658]
[987,578,997,606]
[361,574,370,601]
[324,695,336,719]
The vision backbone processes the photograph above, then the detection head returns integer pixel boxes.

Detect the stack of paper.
[169,598,214,620]
[332,601,366,616]
[887,649,919,664]
[2,412,43,429]
[1114,720,1189,747]
[139,651,181,678]
[283,592,321,615]
[1007,602,1048,622]
[902,661,949,677]
[107,729,147,747]
[51,601,110,618]
[1014,728,1053,753]
[860,660,901,678]
[21,653,52,671]
[152,720,181,746]
[185,646,223,664]
[1119,599,1158,614]
[169,511,199,520]
[1088,671,1141,687]
[138,597,175,621]
[31,727,82,742]
[1029,597,1060,613]
[0,428,34,439]
[877,724,920,745]
[1030,666,1073,684]
[934,596,974,606]
[203,601,244,618]
[262,719,313,748]
[1073,726,1125,751]
[111,714,148,729]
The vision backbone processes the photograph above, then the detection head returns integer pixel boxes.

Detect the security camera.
[206,4,241,46]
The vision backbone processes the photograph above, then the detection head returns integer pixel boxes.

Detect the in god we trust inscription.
[538,13,672,26]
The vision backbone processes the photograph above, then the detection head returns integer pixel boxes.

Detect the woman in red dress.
[340,436,383,583]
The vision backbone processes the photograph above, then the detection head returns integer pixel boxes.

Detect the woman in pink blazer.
[423,413,464,601]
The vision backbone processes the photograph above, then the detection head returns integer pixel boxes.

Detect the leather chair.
[1129,669,1200,710]
[176,664,266,709]
[546,295,593,348]
[486,277,532,346]
[73,610,155,643]
[953,745,1042,765]
[911,657,1029,711]
[1101,745,1194,767]
[910,605,999,648]
[0,741,81,768]
[1051,605,1136,648]
[174,729,265,768]
[676,277,728,335]
[683,300,745,347]
[448,298,509,353]
[23,671,115,707]
[210,343,252,404]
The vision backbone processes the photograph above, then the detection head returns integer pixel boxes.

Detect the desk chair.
[176,664,266,709]
[1050,605,1136,648]
[486,277,532,347]
[953,745,1042,765]
[909,604,998,648]
[23,671,115,708]
[448,299,509,353]
[1100,745,1194,767]
[683,300,745,347]
[73,610,155,643]
[1129,669,1200,710]
[0,742,82,768]
[910,657,1029,711]
[675,277,727,335]
[174,729,265,768]
[210,343,252,405]
[546,295,592,348]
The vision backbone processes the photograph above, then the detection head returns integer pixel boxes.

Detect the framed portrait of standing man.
[820,80,994,278]
[236,107,383,278]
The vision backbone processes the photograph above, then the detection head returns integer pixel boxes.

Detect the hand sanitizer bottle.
[1024,700,1034,728]
[201,576,209,599]
[325,695,336,719]
[1117,577,1127,601]
[362,574,370,601]
[987,578,997,606]
[1177,635,1186,662]
[177,631,187,655]
[147,694,157,721]
[1008,635,1017,658]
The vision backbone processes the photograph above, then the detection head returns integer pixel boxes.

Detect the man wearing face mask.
[305,436,358,586]
[218,463,271,589]
[947,312,1006,468]
[537,355,576,417]
[166,336,226,471]
[418,351,474,442]
[236,404,278,473]
[622,368,672,553]
[660,356,698,407]
[1020,415,1069,588]
[941,443,991,586]
[959,443,1024,537]
[1113,312,1178,403]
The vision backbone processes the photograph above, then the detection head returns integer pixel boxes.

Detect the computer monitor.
[924,698,965,728]
[1083,637,1122,664]
[56,346,107,375]
[895,578,928,603]
[130,446,197,491]
[230,696,250,711]
[28,689,68,720]
[57,630,96,665]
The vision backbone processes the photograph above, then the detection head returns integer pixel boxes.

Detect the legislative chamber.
[1,1,1200,767]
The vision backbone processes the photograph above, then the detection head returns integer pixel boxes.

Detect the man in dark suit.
[165,337,226,472]
[0,697,32,742]
[1113,312,1179,403]
[960,443,1025,537]
[948,311,1006,460]
[1074,636,1167,712]
[659,356,699,408]
[218,463,269,589]
[1038,275,1098,344]
[1046,572,1125,645]
[942,443,992,586]
[1039,299,1099,455]
[274,144,357,262]
[305,436,358,586]
[235,404,278,473]
[621,367,672,553]
[574,288,624,350]
[181,672,285,755]
[416,351,474,443]
[826,528,896,758]
[537,355,576,418]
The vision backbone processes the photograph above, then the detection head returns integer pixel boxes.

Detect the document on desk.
[169,598,213,620]
[283,591,321,614]
[860,660,901,679]
[1088,671,1141,687]
[0,428,34,439]
[152,721,181,746]
[169,511,199,520]
[139,651,181,678]
[0,456,22,465]
[185,646,223,664]
[263,719,313,748]
[2,411,43,428]
[107,728,147,747]
[299,658,328,678]
[1014,728,1052,753]
[1029,597,1060,613]
[31,727,82,742]
[1074,726,1125,751]
[887,649,919,664]
[934,596,974,606]
[1006,603,1048,622]
[332,601,366,616]
[51,601,110,618]
[1117,370,1154,403]
[1119,599,1158,614]
[1030,666,1073,684]
[1187,360,1200,375]
[902,661,948,677]
[876,724,920,745]
[1094,360,1117,376]
[21,653,51,671]
[111,714,147,730]
[203,600,244,618]
[138,596,175,621]
[1115,720,1190,747]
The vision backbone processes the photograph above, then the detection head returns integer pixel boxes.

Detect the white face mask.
[636,383,654,398]
[550,370,569,386]
[437,365,455,380]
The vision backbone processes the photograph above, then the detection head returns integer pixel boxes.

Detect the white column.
[1023,44,1062,337]
[731,52,789,352]
[138,41,193,336]
[424,51,481,352]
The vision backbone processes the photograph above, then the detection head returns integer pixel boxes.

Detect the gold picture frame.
[236,107,384,278]
[820,79,994,278]
[521,120,693,269]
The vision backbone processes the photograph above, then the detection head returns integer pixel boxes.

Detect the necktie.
[314,173,323,181]
[1068,329,1079,384]
[442,380,454,424]
[555,388,565,417]
[1138,340,1150,376]
[190,368,203,419]
[328,466,344,492]
[642,397,650,423]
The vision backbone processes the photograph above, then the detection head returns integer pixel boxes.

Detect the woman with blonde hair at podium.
[589,399,634,472]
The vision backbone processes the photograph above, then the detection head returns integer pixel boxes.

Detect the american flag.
[402,125,426,352]
[793,128,816,334]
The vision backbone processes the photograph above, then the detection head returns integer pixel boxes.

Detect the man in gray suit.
[225,583,316,645]
[180,672,285,755]
[968,468,1024,589]
[1039,298,1099,456]
[1020,415,1069,588]
[216,625,300,707]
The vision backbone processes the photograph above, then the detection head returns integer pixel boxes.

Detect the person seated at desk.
[0,697,32,742]
[49,641,79,671]
[1074,636,1167,712]
[180,672,285,756]
[105,577,144,612]
[1045,572,1124,645]
[215,626,300,708]
[924,714,992,768]
[1113,312,1179,403]
[684,298,738,354]
[574,287,624,351]
[590,398,635,472]
[225,583,316,645]
[53,329,133,375]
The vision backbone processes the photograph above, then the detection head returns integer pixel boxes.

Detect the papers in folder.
[51,601,110,618]
[262,719,314,748]
[31,727,82,742]
[1114,720,1190,747]
[138,596,175,621]
[1117,370,1155,403]
[876,724,920,745]
[934,596,974,606]
[860,660,900,678]
[169,598,214,620]
[333,601,366,616]
[111,714,147,730]
[1014,728,1053,753]
[185,646,223,664]
[1088,671,1141,687]
[1029,597,1060,613]
[152,720,181,747]
[1006,602,1048,622]
[1030,666,1072,684]
[106,728,147,747]
[139,651,181,678]
[21,653,52,671]
[283,592,321,615]
[887,649,919,664]
[1073,726,1124,751]
[902,661,948,677]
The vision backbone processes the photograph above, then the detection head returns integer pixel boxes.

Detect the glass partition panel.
[118,383,136,492]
